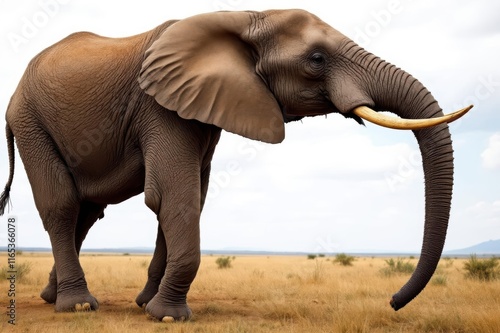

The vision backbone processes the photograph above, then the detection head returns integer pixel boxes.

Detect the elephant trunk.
[341,42,453,310]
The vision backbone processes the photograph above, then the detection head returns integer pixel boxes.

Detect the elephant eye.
[309,52,326,70]
[311,53,324,63]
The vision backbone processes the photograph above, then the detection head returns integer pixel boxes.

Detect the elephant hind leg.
[136,224,166,308]
[40,201,106,304]
[15,128,98,311]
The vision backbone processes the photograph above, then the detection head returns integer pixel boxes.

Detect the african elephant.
[0,9,471,322]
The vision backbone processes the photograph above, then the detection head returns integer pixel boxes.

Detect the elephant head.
[138,10,471,310]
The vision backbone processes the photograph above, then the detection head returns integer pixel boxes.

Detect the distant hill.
[445,240,500,255]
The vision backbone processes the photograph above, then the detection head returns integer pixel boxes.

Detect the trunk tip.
[389,295,404,311]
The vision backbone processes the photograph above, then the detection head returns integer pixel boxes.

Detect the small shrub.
[381,258,415,277]
[307,254,317,260]
[18,262,32,282]
[1,266,9,279]
[333,253,355,266]
[463,254,499,281]
[0,262,32,283]
[123,253,130,256]
[215,256,233,269]
[318,254,325,258]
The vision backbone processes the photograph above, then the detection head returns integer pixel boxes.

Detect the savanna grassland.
[1,253,499,333]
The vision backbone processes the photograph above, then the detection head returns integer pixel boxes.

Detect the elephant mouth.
[281,112,305,123]
[279,104,306,123]
[280,99,363,124]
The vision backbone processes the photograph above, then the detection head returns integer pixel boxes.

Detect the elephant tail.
[0,124,15,216]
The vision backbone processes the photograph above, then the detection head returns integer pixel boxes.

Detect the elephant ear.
[138,11,285,144]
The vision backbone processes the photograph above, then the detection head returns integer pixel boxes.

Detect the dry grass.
[1,253,499,332]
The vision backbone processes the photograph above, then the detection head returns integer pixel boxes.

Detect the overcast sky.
[0,0,499,253]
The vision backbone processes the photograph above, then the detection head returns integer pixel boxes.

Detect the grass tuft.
[431,274,448,286]
[310,259,325,283]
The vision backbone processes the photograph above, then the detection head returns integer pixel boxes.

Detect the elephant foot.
[144,295,192,322]
[54,290,99,312]
[135,283,160,309]
[40,282,58,304]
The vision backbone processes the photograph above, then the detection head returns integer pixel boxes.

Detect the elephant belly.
[73,150,145,205]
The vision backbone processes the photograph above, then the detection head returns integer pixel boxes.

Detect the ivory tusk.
[353,105,473,130]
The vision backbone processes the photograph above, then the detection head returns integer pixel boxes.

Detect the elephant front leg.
[144,189,201,322]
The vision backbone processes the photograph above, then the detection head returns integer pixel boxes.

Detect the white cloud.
[481,133,500,169]
[465,200,500,218]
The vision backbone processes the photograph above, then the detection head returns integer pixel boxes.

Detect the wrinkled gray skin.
[0,10,454,321]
